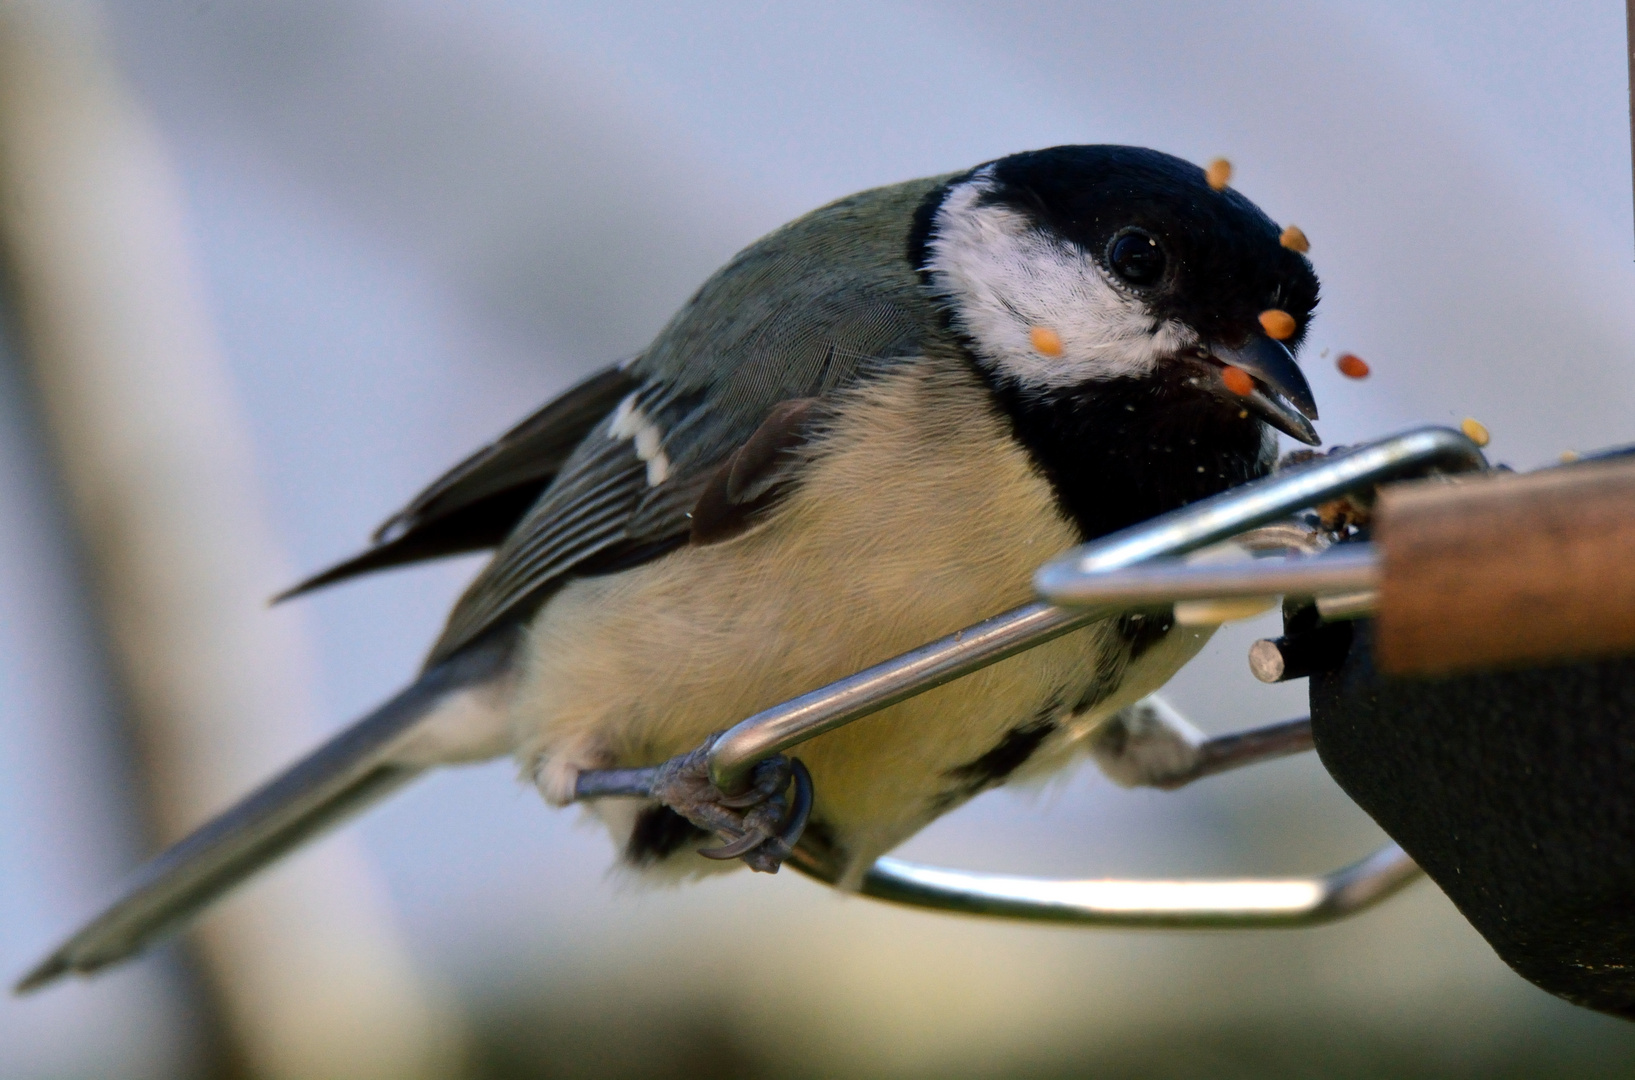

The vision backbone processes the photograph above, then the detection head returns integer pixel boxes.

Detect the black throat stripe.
[983,372,1271,543]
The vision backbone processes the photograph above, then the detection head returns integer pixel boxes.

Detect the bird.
[19,144,1320,990]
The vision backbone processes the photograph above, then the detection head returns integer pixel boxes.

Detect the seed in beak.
[1029,326,1063,356]
[1279,225,1310,253]
[1220,365,1255,396]
[1205,158,1233,191]
[1259,309,1297,340]
[1336,353,1370,379]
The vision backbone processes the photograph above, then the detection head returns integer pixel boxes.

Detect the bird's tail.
[16,635,514,993]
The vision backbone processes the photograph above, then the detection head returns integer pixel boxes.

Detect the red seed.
[1221,365,1255,396]
[1336,353,1370,379]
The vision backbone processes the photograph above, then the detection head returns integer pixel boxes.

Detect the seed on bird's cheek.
[1220,366,1255,396]
[1205,158,1232,191]
[1029,326,1064,356]
[1259,309,1296,340]
[1336,353,1369,379]
[1461,417,1491,447]
[1279,225,1310,253]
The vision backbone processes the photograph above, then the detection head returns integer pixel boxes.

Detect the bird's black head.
[911,144,1323,540]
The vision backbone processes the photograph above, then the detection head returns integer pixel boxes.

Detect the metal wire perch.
[577,425,1488,927]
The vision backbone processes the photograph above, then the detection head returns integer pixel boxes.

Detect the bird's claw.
[646,740,813,873]
[697,759,812,870]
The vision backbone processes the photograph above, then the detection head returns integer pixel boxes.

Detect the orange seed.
[1279,225,1310,253]
[1336,353,1370,379]
[1259,308,1297,340]
[1205,158,1232,191]
[1029,326,1063,356]
[1460,417,1491,447]
[1221,365,1255,396]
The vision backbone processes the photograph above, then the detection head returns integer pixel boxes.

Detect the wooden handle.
[1375,459,1635,676]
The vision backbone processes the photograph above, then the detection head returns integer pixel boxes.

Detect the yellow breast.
[512,358,1203,878]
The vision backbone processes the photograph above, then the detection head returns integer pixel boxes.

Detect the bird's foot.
[646,740,813,873]
[572,737,813,872]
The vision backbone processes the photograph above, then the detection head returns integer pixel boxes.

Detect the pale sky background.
[3,2,1635,1076]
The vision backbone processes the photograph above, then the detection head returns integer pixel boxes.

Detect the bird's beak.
[1209,335,1321,446]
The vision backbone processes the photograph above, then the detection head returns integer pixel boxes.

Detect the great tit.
[21,144,1320,988]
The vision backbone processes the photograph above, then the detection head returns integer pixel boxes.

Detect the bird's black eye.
[1107,230,1166,286]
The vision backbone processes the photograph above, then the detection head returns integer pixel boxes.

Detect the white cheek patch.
[925,172,1196,390]
[608,392,672,486]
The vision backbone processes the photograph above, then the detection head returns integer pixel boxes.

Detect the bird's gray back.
[632,174,955,471]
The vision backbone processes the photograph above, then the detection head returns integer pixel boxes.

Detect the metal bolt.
[1249,638,1289,683]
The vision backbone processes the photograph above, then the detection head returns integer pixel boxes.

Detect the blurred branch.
[0,1,463,1077]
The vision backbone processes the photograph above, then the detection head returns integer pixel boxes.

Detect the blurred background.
[2,1,1635,1077]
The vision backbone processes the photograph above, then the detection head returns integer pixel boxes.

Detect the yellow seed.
[1205,158,1232,191]
[1460,417,1491,447]
[1279,225,1310,253]
[1560,450,1580,463]
[1259,308,1297,340]
[1029,326,1063,356]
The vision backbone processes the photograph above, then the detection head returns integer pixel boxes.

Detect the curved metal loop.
[1039,544,1379,611]
[674,427,1481,927]
[840,843,1423,928]
[708,425,1485,791]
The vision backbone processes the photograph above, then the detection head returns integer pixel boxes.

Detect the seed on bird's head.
[1259,309,1296,340]
[1221,365,1255,396]
[1279,225,1310,253]
[1461,417,1491,447]
[1029,326,1064,357]
[1336,353,1370,379]
[1560,450,1581,463]
[1205,158,1232,191]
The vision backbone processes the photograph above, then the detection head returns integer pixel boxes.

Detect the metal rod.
[828,843,1422,928]
[1038,545,1377,609]
[709,426,1483,791]
[709,603,1095,791]
[1154,716,1315,791]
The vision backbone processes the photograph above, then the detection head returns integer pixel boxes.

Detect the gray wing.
[428,175,951,662]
